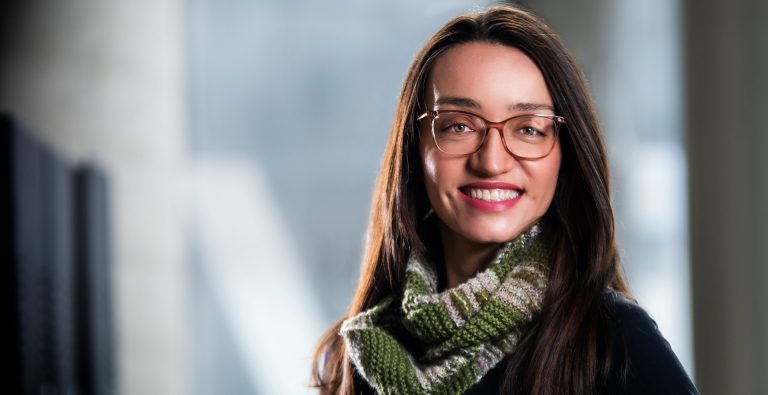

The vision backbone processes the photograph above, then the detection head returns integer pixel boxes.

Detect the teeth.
[466,188,521,202]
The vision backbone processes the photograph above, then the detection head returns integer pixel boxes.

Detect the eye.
[519,126,545,137]
[435,114,480,134]
[444,122,475,134]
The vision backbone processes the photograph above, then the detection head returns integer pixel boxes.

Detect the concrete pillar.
[0,1,187,394]
[684,0,768,394]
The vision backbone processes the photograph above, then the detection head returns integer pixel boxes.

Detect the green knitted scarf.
[340,224,550,395]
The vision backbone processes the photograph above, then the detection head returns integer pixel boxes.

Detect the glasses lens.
[432,112,484,154]
[503,115,557,159]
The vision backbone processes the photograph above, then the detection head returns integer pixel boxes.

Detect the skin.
[420,42,562,288]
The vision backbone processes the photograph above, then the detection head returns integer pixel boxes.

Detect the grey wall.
[685,0,768,393]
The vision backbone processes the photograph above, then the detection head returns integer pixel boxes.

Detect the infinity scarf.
[340,224,550,395]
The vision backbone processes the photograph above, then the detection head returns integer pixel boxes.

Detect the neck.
[439,224,501,289]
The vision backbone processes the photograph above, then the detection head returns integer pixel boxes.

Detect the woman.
[311,5,698,394]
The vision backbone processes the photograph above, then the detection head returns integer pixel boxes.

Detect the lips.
[459,182,523,212]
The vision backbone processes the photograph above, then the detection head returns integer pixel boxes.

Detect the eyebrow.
[510,102,554,112]
[433,96,553,112]
[434,96,481,108]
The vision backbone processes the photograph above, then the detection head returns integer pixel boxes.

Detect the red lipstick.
[459,182,523,212]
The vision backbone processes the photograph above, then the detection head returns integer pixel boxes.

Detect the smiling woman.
[419,42,562,289]
[311,5,699,395]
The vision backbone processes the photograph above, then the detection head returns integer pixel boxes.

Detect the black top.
[353,292,699,394]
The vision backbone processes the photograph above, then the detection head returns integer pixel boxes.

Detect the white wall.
[0,1,187,394]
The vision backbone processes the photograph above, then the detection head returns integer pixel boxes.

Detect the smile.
[458,182,524,212]
[466,188,521,202]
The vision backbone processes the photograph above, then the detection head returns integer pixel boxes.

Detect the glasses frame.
[417,109,567,159]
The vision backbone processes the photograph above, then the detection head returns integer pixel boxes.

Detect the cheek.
[420,143,462,214]
[420,144,444,211]
[422,147,439,186]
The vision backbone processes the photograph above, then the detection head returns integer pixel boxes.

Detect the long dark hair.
[311,5,629,394]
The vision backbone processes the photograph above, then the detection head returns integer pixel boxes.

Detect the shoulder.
[600,291,661,340]
[600,291,700,394]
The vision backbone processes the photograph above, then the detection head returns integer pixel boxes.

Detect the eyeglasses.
[417,110,566,159]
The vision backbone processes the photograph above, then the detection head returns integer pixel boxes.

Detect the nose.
[470,127,517,176]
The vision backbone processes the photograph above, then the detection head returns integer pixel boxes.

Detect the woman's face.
[420,41,561,245]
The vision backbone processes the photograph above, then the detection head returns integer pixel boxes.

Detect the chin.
[458,224,524,244]
[474,235,515,244]
[478,232,521,244]
[463,216,539,243]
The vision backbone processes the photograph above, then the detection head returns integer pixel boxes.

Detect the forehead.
[426,42,553,111]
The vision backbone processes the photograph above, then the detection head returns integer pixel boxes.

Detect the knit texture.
[340,224,550,395]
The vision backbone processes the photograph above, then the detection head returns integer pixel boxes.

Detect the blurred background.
[1,0,765,394]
